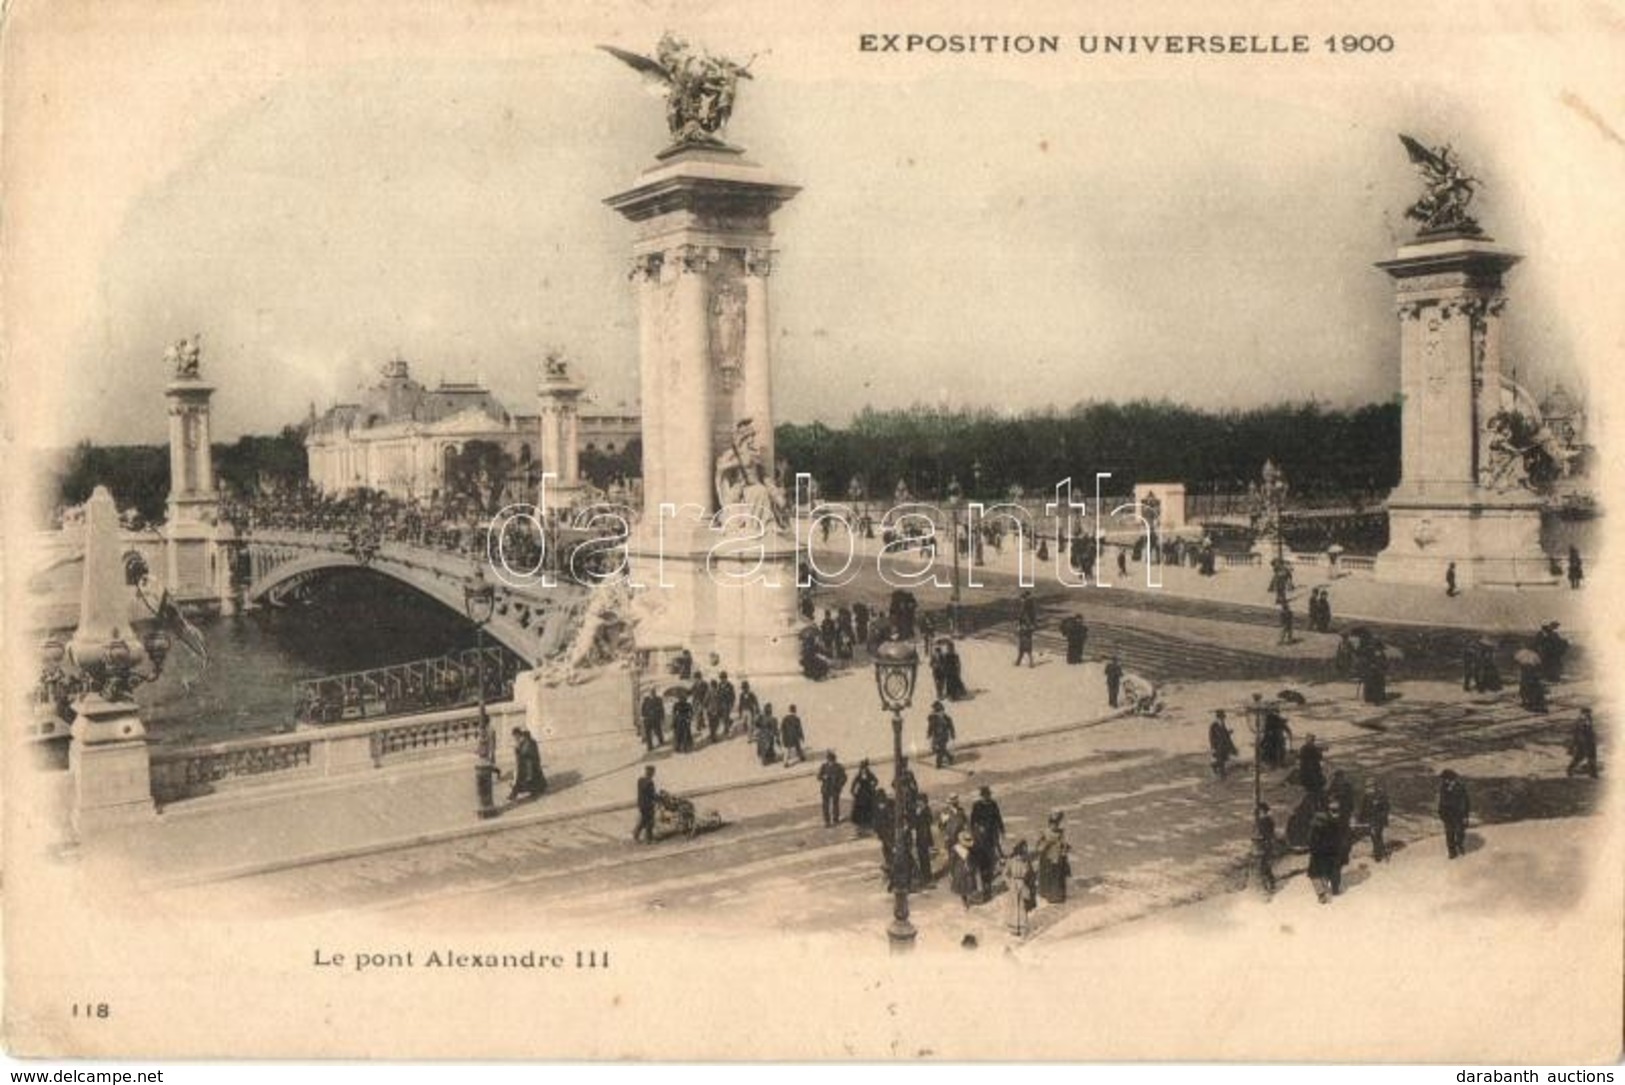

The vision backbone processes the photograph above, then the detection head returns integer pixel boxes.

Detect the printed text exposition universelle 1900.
[857,34,1403,56]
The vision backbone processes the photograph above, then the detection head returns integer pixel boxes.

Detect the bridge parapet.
[149,699,526,809]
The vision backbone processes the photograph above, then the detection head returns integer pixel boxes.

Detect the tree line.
[774,399,1401,503]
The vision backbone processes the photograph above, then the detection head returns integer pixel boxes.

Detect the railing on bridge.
[149,700,526,807]
[292,647,522,725]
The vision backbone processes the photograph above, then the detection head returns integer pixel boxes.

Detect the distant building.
[305,357,639,501]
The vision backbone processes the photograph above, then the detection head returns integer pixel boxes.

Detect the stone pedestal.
[69,695,156,833]
[608,144,803,674]
[1374,233,1556,589]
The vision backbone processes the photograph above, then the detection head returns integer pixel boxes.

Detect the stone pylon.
[607,143,805,676]
[1374,234,1555,588]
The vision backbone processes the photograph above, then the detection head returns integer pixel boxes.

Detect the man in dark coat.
[508,727,546,800]
[818,751,847,826]
[671,693,695,753]
[1445,561,1458,596]
[634,766,658,844]
[1208,710,1239,779]
[780,704,807,766]
[853,601,871,647]
[1358,780,1391,861]
[1437,769,1471,859]
[1297,734,1327,796]
[1568,546,1583,589]
[1105,656,1124,708]
[1261,709,1292,769]
[639,688,666,750]
[873,788,896,880]
[1307,806,1342,902]
[1534,622,1569,682]
[1567,708,1599,778]
[713,671,737,737]
[926,701,956,767]
[736,679,761,732]
[1060,614,1088,664]
[969,786,1006,901]
[911,792,936,885]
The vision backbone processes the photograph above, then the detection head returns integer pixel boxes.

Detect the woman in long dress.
[1035,812,1071,903]
[849,760,878,831]
[949,831,980,909]
[943,641,970,701]
[1005,840,1037,937]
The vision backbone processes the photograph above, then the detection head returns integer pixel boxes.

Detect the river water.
[136,569,484,747]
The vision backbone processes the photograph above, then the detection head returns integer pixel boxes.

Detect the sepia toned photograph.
[2,0,1621,1064]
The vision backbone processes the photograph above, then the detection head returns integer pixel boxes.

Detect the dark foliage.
[776,399,1401,502]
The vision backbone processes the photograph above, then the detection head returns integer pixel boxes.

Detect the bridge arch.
[242,536,583,664]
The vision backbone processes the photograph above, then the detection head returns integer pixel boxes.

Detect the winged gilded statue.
[599,34,755,146]
[1399,135,1481,235]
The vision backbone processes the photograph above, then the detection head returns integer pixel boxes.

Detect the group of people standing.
[638,666,774,758]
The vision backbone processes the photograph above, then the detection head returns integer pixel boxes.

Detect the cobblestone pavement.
[178,659,1600,946]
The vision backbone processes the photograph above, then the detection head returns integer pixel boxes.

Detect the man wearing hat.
[712,670,736,739]
[1297,733,1327,795]
[1567,708,1599,779]
[1254,802,1277,892]
[1437,769,1471,859]
[949,829,980,908]
[1105,655,1124,709]
[1208,710,1239,779]
[639,686,666,751]
[926,700,957,768]
[780,704,807,766]
[817,751,847,826]
[970,786,1006,901]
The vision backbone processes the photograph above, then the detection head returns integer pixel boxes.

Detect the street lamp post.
[946,476,964,636]
[1260,459,1289,570]
[464,565,499,820]
[873,637,921,952]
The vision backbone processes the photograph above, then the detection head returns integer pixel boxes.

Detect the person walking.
[1277,600,1295,646]
[1297,734,1327,796]
[754,704,779,766]
[671,692,695,754]
[911,792,936,886]
[1005,840,1038,937]
[926,701,957,768]
[1105,656,1124,709]
[1035,811,1071,903]
[969,786,1007,900]
[1208,710,1239,779]
[1437,769,1471,859]
[1061,614,1088,664]
[780,704,807,766]
[735,678,761,735]
[1567,708,1599,778]
[508,726,547,801]
[1359,780,1391,861]
[1568,545,1583,589]
[818,751,847,826]
[712,671,736,739]
[949,831,979,909]
[849,759,879,831]
[1446,561,1459,597]
[634,765,658,844]
[1307,805,1342,902]
[639,688,666,751]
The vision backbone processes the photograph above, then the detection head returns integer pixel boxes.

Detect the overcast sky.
[6,3,1616,447]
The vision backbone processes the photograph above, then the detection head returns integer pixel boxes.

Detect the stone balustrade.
[148,698,524,808]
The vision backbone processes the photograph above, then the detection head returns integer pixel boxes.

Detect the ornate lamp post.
[945,476,964,636]
[873,637,921,952]
[1260,459,1289,569]
[463,565,499,819]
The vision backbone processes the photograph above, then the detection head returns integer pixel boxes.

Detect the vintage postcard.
[3,0,1621,1063]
